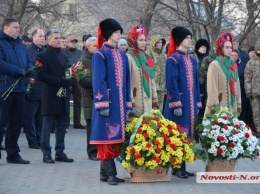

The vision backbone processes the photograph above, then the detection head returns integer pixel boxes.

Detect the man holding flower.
[0,18,33,164]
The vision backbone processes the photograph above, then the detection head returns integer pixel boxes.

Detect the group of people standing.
[0,16,259,186]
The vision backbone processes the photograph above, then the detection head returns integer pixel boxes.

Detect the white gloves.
[173,108,182,117]
[100,109,109,116]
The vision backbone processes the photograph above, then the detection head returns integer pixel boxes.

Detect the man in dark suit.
[24,29,45,149]
[36,29,76,163]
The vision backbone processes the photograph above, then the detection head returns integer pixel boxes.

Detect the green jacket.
[199,50,218,94]
[147,34,167,91]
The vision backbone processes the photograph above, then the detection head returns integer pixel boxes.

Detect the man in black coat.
[24,29,45,149]
[36,29,76,163]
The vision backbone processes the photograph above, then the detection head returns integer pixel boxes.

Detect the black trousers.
[41,115,66,156]
[72,83,82,126]
[24,99,42,145]
[0,93,25,159]
[87,119,97,157]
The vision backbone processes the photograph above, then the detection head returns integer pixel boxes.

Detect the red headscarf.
[127,24,147,57]
[215,32,233,56]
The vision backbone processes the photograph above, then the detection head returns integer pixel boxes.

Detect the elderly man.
[0,18,33,163]
[78,36,99,161]
[36,29,76,163]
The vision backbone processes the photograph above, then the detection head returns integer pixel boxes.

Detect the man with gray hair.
[0,18,33,164]
[78,36,99,161]
[36,29,76,163]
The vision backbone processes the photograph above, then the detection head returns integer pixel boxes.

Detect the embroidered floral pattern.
[95,102,109,109]
[169,101,182,108]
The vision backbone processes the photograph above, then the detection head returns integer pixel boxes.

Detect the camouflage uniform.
[244,56,260,133]
[147,35,167,111]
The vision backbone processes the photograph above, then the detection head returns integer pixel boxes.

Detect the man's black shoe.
[73,124,85,129]
[0,145,5,150]
[55,153,74,162]
[172,169,194,176]
[29,143,41,149]
[89,156,100,161]
[7,157,30,164]
[176,170,188,179]
[43,155,55,163]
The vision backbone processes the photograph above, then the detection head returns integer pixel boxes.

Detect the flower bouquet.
[71,61,91,81]
[120,109,196,182]
[1,60,42,100]
[196,106,260,171]
[26,78,35,94]
[56,68,72,98]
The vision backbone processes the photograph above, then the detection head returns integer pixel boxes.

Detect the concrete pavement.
[0,127,260,194]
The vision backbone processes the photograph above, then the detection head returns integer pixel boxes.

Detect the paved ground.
[0,126,260,194]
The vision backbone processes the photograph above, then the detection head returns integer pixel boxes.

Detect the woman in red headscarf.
[126,24,158,116]
[204,32,241,117]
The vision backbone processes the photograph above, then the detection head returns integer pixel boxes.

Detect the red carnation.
[156,158,161,164]
[187,139,192,144]
[152,154,157,160]
[171,157,177,163]
[166,138,171,144]
[182,149,186,154]
[137,128,142,133]
[146,142,152,148]
[154,140,160,145]
[222,115,228,120]
[179,129,185,134]
[167,124,172,129]
[217,147,223,154]
[230,142,235,148]
[35,60,43,67]
[252,130,255,136]
[135,153,142,160]
[170,143,176,150]
[157,124,162,129]
[213,120,218,125]
[235,124,240,129]
[168,129,173,134]
[177,125,182,130]
[219,136,225,141]
[143,120,149,125]
[143,133,149,138]
[245,133,250,138]
[246,125,250,129]
[256,152,260,157]
[152,117,157,121]
[156,147,162,153]
[233,130,237,135]
[223,125,228,130]
[194,155,197,160]
[162,134,167,139]
[180,138,184,143]
[129,147,136,154]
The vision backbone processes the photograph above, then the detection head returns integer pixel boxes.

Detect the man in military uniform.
[147,34,167,111]
[244,44,260,138]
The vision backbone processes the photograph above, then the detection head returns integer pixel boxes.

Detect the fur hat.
[171,26,192,47]
[167,26,192,57]
[195,39,210,52]
[97,18,123,49]
[248,45,255,53]
[82,34,92,42]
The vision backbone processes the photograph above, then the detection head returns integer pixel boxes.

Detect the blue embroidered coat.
[163,50,202,138]
[90,44,132,144]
